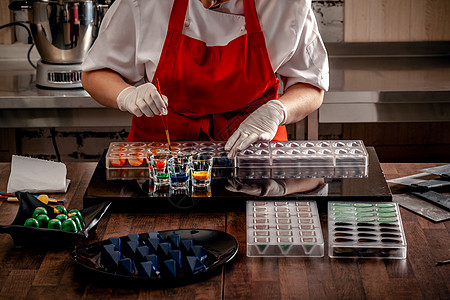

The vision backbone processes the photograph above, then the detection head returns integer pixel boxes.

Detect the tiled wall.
[312,0,344,43]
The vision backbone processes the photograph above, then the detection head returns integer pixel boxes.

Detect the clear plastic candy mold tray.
[236,140,368,168]
[106,141,233,170]
[328,202,407,259]
[106,142,150,169]
[106,140,368,176]
[247,200,324,257]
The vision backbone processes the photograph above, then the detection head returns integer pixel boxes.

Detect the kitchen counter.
[0,162,449,299]
[309,42,450,139]
[0,60,132,128]
[1,42,450,131]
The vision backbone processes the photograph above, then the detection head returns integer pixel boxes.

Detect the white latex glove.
[225,178,287,197]
[116,83,168,117]
[225,100,287,158]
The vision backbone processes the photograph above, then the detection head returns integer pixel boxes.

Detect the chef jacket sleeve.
[276,6,329,92]
[82,0,144,83]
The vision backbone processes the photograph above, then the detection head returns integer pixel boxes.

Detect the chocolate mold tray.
[246,200,324,257]
[236,140,368,168]
[105,140,368,179]
[106,142,233,169]
[328,202,407,259]
[106,142,150,169]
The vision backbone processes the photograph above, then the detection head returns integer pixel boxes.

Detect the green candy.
[356,217,376,222]
[55,214,68,222]
[376,203,395,208]
[67,209,83,222]
[333,212,354,216]
[334,217,354,222]
[355,207,375,212]
[69,216,83,232]
[378,213,397,218]
[333,203,352,207]
[68,210,84,229]
[377,208,396,213]
[24,218,39,227]
[61,219,78,233]
[378,218,398,223]
[32,207,47,219]
[48,219,62,230]
[333,207,353,211]
[54,205,67,215]
[36,215,50,228]
[355,212,375,217]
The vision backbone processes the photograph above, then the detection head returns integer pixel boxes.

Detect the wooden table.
[0,162,449,299]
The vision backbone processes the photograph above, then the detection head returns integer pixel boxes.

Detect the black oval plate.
[0,192,111,248]
[70,229,238,285]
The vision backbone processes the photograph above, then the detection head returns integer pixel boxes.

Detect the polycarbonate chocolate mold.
[246,200,324,257]
[105,140,369,179]
[328,201,407,259]
[236,140,368,168]
[105,141,235,180]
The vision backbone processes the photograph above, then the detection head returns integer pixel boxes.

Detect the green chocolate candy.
[355,212,376,217]
[377,208,396,213]
[333,203,352,207]
[36,214,50,227]
[332,207,353,211]
[68,210,84,228]
[334,217,354,222]
[333,212,354,217]
[55,214,68,222]
[24,218,39,227]
[378,213,397,218]
[32,207,47,219]
[376,203,395,208]
[378,218,398,223]
[69,216,82,232]
[54,205,67,215]
[48,219,62,230]
[355,207,375,212]
[61,219,77,232]
[356,217,376,222]
[68,209,82,219]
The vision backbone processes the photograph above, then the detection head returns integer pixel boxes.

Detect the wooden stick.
[156,78,172,151]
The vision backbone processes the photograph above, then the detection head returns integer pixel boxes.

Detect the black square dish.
[0,192,111,248]
[70,229,238,286]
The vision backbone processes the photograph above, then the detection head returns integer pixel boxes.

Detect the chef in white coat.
[82,0,329,157]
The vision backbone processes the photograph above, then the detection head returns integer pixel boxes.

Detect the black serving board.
[70,229,238,285]
[0,192,111,248]
[84,147,392,213]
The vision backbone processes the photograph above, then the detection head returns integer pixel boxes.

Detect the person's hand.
[225,100,287,158]
[116,83,168,117]
[225,178,287,197]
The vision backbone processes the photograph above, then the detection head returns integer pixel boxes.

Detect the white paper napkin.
[7,155,70,193]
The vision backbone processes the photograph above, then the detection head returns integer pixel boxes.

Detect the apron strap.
[168,0,189,33]
[170,0,261,34]
[243,0,261,33]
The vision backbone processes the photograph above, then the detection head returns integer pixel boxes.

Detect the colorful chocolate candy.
[48,219,62,230]
[24,218,39,228]
[24,206,84,233]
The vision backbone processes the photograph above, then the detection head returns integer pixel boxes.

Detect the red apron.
[127,0,287,142]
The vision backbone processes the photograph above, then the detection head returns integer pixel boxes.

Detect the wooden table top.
[0,162,449,299]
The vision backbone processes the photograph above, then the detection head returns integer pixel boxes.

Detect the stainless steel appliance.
[10,0,111,88]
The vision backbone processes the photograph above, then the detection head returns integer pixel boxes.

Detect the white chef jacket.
[82,0,329,91]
